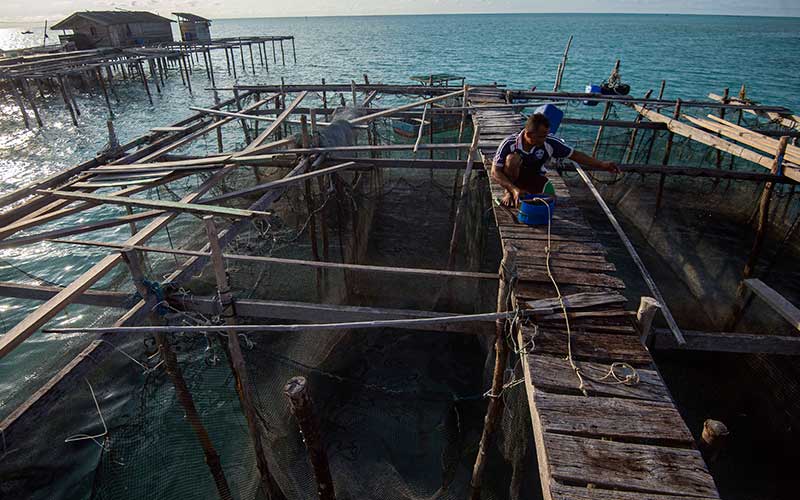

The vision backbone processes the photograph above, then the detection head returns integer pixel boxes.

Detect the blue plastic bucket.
[584,84,601,106]
[517,194,556,225]
[534,104,564,134]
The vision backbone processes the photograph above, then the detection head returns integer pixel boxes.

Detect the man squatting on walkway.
[492,113,619,207]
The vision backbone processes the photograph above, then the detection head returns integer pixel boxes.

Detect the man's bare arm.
[491,162,521,194]
[570,150,619,173]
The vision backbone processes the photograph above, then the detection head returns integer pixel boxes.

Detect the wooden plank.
[516,267,626,289]
[0,281,128,308]
[631,103,780,173]
[653,328,800,355]
[42,190,269,219]
[52,239,501,281]
[522,292,626,311]
[349,88,465,125]
[525,327,652,365]
[573,165,684,345]
[744,278,800,331]
[204,161,357,204]
[0,166,236,359]
[0,211,160,249]
[522,352,671,427]
[550,482,719,500]
[544,433,719,498]
[534,392,694,444]
[241,91,308,153]
[683,114,800,167]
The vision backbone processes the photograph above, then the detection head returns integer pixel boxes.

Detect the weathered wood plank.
[744,278,800,331]
[544,433,719,498]
[653,328,800,355]
[526,327,651,365]
[516,268,626,289]
[42,190,268,219]
[534,392,694,444]
[525,354,670,401]
[550,482,719,500]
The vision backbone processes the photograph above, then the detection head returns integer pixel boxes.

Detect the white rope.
[528,194,639,395]
[64,379,109,450]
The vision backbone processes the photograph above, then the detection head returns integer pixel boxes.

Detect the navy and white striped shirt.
[493,132,573,174]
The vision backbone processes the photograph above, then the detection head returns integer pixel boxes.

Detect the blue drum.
[517,194,556,225]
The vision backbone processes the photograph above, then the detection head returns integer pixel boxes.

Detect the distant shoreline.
[1,11,797,27]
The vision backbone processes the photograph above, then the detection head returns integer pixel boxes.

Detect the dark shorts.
[517,169,548,194]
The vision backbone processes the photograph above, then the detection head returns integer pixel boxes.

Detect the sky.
[1,0,798,24]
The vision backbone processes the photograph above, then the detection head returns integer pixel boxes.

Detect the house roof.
[173,12,211,23]
[51,11,172,30]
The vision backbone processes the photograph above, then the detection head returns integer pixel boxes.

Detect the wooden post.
[20,79,43,128]
[715,88,729,169]
[623,89,653,163]
[291,37,297,63]
[95,69,114,118]
[655,97,681,212]
[729,85,746,170]
[57,76,78,126]
[283,377,336,500]
[644,80,666,165]
[224,46,231,75]
[321,78,328,110]
[446,125,481,270]
[138,61,153,105]
[272,39,277,64]
[469,243,516,500]
[233,88,252,143]
[120,247,233,500]
[554,35,573,92]
[311,111,331,279]
[700,419,729,463]
[231,48,238,79]
[741,136,789,280]
[636,296,660,347]
[280,39,286,66]
[249,42,256,73]
[239,39,246,73]
[591,60,620,158]
[302,116,322,297]
[9,80,31,129]
[350,80,358,107]
[203,217,286,500]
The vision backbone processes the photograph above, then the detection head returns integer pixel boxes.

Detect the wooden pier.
[1,76,799,499]
[471,86,721,499]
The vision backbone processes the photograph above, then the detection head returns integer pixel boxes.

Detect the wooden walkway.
[470,87,721,500]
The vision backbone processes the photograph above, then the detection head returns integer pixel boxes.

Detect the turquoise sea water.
[0,13,798,497]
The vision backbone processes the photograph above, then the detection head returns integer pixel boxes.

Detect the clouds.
[1,0,797,23]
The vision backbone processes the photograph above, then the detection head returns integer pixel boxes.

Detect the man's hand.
[600,160,619,174]
[501,187,524,207]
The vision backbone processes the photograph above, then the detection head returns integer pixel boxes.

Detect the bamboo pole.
[655,98,681,212]
[553,35,573,92]
[623,89,653,163]
[715,88,729,169]
[469,244,516,500]
[644,80,666,164]
[121,247,233,500]
[203,217,286,500]
[741,136,790,281]
[283,377,335,500]
[446,125,481,270]
[301,116,323,298]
